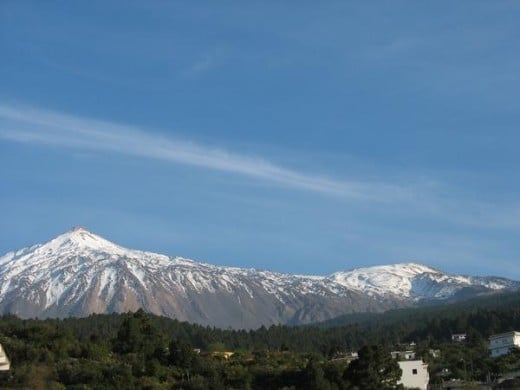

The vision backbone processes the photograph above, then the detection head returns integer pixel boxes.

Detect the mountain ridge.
[0,227,518,328]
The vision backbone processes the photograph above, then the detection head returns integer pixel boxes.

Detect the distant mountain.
[0,227,518,328]
[329,263,518,301]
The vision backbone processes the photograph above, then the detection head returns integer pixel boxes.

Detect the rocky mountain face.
[0,228,518,328]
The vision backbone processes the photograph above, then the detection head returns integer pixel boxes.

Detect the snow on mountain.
[329,263,517,300]
[0,228,518,328]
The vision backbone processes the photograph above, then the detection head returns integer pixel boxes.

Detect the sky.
[1,1,520,278]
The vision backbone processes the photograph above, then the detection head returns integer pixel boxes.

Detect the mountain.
[0,227,518,328]
[329,263,519,301]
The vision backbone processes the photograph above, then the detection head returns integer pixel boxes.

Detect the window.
[412,369,418,375]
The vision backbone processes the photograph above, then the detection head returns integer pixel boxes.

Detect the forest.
[1,290,520,389]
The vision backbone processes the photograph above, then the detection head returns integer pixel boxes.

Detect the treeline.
[0,290,519,388]
[319,289,520,329]
[15,291,520,355]
[0,310,402,389]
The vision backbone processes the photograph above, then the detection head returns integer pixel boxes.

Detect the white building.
[451,333,467,342]
[488,331,520,358]
[0,344,10,371]
[391,350,416,360]
[398,360,429,390]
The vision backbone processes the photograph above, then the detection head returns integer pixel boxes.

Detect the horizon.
[1,2,520,279]
[0,225,514,280]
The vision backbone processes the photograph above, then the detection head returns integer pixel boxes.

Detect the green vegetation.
[0,310,353,389]
[0,290,519,388]
[344,345,402,390]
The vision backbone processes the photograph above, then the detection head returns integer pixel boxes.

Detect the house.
[330,351,358,363]
[0,344,10,371]
[488,331,520,358]
[209,351,234,359]
[398,360,429,390]
[429,348,441,358]
[391,350,416,360]
[451,333,467,342]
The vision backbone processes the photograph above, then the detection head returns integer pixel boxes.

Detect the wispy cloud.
[0,103,409,200]
[1,103,520,234]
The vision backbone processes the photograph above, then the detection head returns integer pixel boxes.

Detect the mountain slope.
[0,227,518,328]
[329,263,518,300]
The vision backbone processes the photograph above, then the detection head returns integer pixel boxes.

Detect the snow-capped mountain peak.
[40,226,129,255]
[329,262,436,297]
[328,262,513,300]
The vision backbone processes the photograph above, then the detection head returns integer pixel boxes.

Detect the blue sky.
[1,1,520,278]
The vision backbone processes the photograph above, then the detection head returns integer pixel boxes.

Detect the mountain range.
[0,227,518,328]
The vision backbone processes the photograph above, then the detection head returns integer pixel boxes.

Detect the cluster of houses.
[401,330,520,389]
[1,330,520,387]
[331,346,431,389]
[400,330,520,389]
[328,330,520,389]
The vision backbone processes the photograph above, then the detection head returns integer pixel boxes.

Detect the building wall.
[398,360,429,390]
[489,331,520,358]
[0,343,10,371]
